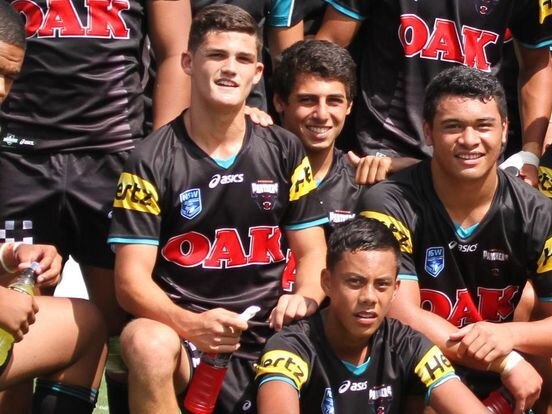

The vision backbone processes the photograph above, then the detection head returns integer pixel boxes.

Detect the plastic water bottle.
[483,387,513,414]
[183,305,260,414]
[0,262,40,365]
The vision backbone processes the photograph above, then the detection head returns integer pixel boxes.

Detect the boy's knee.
[120,319,181,371]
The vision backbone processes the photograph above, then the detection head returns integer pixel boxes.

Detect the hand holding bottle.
[0,262,40,365]
[184,305,260,414]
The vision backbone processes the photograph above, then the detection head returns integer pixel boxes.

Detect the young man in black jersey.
[0,4,107,412]
[256,216,488,413]
[272,39,390,226]
[357,66,552,413]
[316,0,552,188]
[109,4,327,413]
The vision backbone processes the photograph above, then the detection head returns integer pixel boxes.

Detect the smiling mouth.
[306,125,331,135]
[215,79,238,87]
[456,153,483,160]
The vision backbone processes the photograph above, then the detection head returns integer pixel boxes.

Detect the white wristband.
[501,351,524,376]
[0,243,17,273]
[500,150,540,171]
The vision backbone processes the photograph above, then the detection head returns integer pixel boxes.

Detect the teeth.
[216,80,237,87]
[307,126,330,134]
[457,153,481,160]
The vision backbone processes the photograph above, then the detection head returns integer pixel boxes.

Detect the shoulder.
[250,123,304,149]
[499,169,552,216]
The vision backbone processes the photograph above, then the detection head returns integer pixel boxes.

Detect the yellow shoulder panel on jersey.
[538,166,552,198]
[537,236,552,274]
[414,345,455,388]
[113,172,160,215]
[360,211,413,254]
[289,157,316,201]
[540,0,552,23]
[255,349,309,390]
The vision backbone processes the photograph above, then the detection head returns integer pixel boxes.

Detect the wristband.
[12,242,24,255]
[501,351,524,375]
[499,150,540,171]
[490,351,524,376]
[0,243,17,273]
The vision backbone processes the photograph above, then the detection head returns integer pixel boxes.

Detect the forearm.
[389,303,491,370]
[293,251,326,305]
[517,43,552,156]
[507,317,552,356]
[152,61,190,129]
[148,0,191,129]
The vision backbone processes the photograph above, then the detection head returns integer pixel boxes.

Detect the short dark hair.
[272,40,357,103]
[0,2,26,50]
[423,66,507,125]
[188,4,261,54]
[327,216,400,272]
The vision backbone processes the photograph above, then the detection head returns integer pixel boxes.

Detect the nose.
[221,57,237,75]
[313,101,329,120]
[359,284,377,305]
[459,126,480,147]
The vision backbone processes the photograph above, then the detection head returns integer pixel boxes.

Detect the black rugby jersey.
[108,114,327,356]
[318,148,364,227]
[358,161,552,328]
[268,0,326,35]
[280,149,364,292]
[325,0,552,159]
[256,312,457,413]
[1,0,147,152]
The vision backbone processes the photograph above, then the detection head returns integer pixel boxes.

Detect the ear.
[252,61,264,86]
[345,100,353,116]
[321,268,332,297]
[423,121,433,147]
[391,279,400,302]
[501,118,509,147]
[181,51,193,76]
[273,93,286,114]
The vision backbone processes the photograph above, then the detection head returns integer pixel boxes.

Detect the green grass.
[93,374,109,414]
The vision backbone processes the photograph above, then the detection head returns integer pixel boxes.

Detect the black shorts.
[181,341,258,414]
[0,150,130,268]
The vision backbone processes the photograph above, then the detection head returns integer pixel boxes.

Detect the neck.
[308,147,335,182]
[185,97,247,158]
[431,162,498,227]
[322,309,370,366]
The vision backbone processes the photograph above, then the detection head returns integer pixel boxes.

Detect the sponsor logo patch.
[425,247,445,278]
[114,172,160,215]
[538,236,552,274]
[538,165,552,197]
[360,211,412,254]
[255,350,308,390]
[414,345,454,387]
[540,0,552,23]
[180,188,202,220]
[289,157,315,201]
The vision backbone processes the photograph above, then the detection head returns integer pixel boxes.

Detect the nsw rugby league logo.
[180,188,202,219]
[425,246,445,278]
